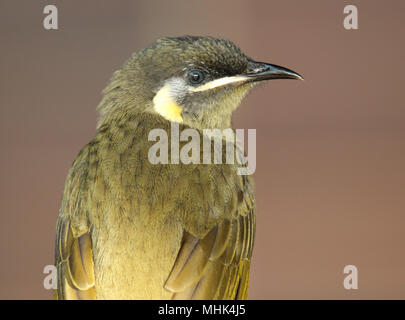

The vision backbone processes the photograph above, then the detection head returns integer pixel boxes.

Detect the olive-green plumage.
[55,36,302,300]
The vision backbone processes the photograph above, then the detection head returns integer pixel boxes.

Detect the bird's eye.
[188,70,205,85]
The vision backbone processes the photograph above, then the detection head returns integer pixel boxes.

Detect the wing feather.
[166,177,255,300]
[55,217,96,299]
[55,147,96,300]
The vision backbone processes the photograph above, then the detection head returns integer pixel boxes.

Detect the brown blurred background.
[1,0,404,299]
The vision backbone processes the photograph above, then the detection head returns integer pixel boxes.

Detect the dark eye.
[188,70,204,85]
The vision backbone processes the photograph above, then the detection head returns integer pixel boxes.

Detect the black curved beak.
[245,62,303,82]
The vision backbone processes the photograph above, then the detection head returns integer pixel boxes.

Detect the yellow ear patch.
[153,86,183,123]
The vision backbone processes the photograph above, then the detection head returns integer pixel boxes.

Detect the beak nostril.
[261,65,271,73]
[246,61,303,81]
[248,62,267,74]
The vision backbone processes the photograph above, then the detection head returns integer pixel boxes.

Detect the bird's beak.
[245,62,303,82]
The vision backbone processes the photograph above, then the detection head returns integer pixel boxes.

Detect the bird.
[54,36,302,300]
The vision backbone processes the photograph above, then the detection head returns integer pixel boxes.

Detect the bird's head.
[97,36,302,129]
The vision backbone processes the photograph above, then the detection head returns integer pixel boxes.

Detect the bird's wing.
[55,217,96,299]
[54,147,96,300]
[164,176,255,300]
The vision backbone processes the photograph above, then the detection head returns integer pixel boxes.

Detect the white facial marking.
[189,76,248,92]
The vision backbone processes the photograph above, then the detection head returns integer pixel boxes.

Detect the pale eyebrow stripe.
[189,75,248,92]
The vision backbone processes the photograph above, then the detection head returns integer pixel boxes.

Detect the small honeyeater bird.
[55,36,302,300]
